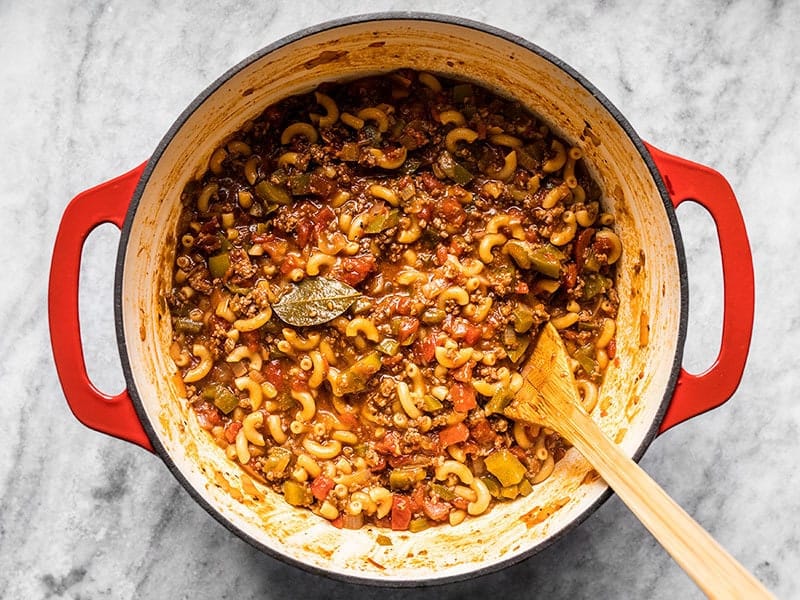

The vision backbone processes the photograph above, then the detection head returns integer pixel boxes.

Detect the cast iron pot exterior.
[49,13,754,586]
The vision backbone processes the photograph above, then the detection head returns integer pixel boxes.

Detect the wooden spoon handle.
[554,399,773,599]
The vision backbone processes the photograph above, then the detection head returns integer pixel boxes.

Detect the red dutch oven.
[48,14,753,585]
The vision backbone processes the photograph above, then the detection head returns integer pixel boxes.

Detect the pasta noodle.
[235,376,263,411]
[303,439,342,460]
[291,389,316,422]
[356,107,389,132]
[183,344,212,383]
[280,122,318,145]
[550,210,578,246]
[445,127,478,154]
[311,91,339,128]
[542,139,567,173]
[439,110,465,126]
[242,411,265,446]
[233,308,272,332]
[478,233,507,263]
[486,150,517,182]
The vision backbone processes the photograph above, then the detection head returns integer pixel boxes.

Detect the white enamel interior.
[119,18,682,583]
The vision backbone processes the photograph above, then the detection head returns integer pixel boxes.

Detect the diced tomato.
[461,442,480,456]
[209,287,225,311]
[374,431,402,456]
[463,324,481,345]
[515,281,529,295]
[391,495,412,531]
[253,234,288,262]
[435,244,449,266]
[336,412,360,431]
[224,421,242,444]
[414,334,437,364]
[290,375,310,393]
[510,446,529,463]
[396,317,419,344]
[333,255,376,286]
[313,205,336,233]
[448,237,465,257]
[419,172,445,196]
[279,253,305,275]
[438,196,466,226]
[451,361,474,383]
[450,382,477,412]
[295,219,313,249]
[387,454,415,468]
[310,475,335,501]
[451,496,469,510]
[469,419,497,445]
[593,232,615,259]
[438,422,470,448]
[444,316,460,336]
[607,337,617,359]
[574,227,596,272]
[444,317,481,346]
[422,497,450,522]
[388,295,412,316]
[307,174,335,198]
[409,485,425,512]
[195,402,222,430]
[382,353,404,367]
[563,262,578,290]
[262,360,287,391]
[196,232,223,254]
[330,515,344,529]
[369,454,387,472]
[417,201,433,222]
[239,330,260,353]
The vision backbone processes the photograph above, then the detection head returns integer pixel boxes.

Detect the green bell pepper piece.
[174,317,204,335]
[408,517,431,533]
[574,343,597,377]
[484,449,527,487]
[263,447,292,478]
[389,467,426,490]
[201,383,238,414]
[484,389,512,415]
[283,480,311,506]
[512,305,535,334]
[583,273,611,299]
[421,307,446,324]
[429,482,456,501]
[376,338,400,357]
[480,474,502,498]
[255,180,291,205]
[364,209,400,233]
[421,395,444,412]
[208,252,230,279]
[529,245,564,279]
[452,83,473,103]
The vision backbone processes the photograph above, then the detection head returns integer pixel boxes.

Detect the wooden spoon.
[505,322,774,599]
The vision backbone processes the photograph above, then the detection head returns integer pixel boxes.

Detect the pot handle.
[644,143,754,433]
[49,163,153,451]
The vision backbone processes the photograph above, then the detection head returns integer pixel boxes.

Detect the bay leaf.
[272,277,361,327]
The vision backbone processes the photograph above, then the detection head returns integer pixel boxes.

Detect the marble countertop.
[2,1,798,598]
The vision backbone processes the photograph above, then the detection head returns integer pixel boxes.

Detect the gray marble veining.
[1,0,798,598]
